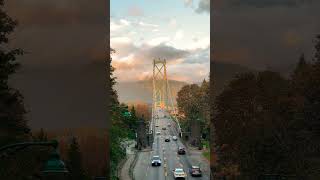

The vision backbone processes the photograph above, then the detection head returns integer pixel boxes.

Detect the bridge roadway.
[133,108,210,180]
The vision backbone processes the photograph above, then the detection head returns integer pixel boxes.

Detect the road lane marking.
[179,162,183,168]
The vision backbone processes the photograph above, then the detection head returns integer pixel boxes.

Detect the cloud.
[169,18,177,28]
[110,37,138,59]
[111,19,131,33]
[187,36,210,50]
[120,19,131,26]
[111,35,209,82]
[174,30,184,40]
[139,21,158,28]
[147,37,171,46]
[196,0,210,13]
[183,47,209,64]
[146,44,189,61]
[182,0,209,14]
[184,0,193,7]
[127,5,144,16]
[168,62,209,82]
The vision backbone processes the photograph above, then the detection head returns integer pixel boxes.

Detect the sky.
[213,0,320,73]
[110,0,210,83]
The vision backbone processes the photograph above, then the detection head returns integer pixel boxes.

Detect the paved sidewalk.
[119,140,136,180]
[120,154,135,180]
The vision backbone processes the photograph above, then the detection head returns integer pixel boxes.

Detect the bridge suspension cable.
[151,58,182,137]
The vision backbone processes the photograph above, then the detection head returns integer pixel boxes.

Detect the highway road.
[133,108,210,180]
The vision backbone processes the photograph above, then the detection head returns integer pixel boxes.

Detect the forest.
[211,35,320,179]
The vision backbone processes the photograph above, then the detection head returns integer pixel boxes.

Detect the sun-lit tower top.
[152,58,169,110]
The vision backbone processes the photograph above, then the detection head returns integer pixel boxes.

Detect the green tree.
[0,1,36,179]
[66,137,88,180]
[0,0,29,147]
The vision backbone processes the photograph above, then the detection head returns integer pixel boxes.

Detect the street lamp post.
[0,140,69,180]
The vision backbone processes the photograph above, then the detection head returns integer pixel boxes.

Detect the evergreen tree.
[130,106,138,129]
[66,137,88,180]
[0,0,29,147]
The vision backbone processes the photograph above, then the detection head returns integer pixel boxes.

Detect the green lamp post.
[41,148,69,180]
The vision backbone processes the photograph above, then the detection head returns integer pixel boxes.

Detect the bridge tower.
[152,59,170,110]
[151,58,182,137]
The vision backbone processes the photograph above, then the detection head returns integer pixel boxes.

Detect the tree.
[0,1,35,179]
[0,0,29,147]
[213,71,307,179]
[200,79,210,139]
[177,83,209,145]
[66,137,88,180]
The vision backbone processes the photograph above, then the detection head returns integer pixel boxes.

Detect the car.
[162,127,166,130]
[151,155,161,166]
[177,147,186,155]
[156,131,161,135]
[172,136,178,141]
[155,125,159,127]
[165,136,170,142]
[189,166,202,177]
[168,123,171,127]
[172,168,187,179]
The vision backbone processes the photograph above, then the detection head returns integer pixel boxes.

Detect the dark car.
[162,127,166,130]
[189,166,202,177]
[165,137,170,142]
[177,147,186,155]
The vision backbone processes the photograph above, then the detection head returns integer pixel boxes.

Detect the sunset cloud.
[111,0,209,83]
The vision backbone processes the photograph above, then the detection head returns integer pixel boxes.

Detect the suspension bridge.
[149,58,182,139]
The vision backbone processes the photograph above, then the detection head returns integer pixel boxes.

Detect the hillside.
[115,79,188,104]
[9,61,254,129]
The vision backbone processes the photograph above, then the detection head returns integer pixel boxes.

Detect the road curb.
[129,150,139,180]
[117,155,128,179]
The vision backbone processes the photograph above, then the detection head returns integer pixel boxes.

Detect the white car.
[156,131,161,135]
[172,168,187,179]
[151,155,161,166]
[172,136,178,141]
